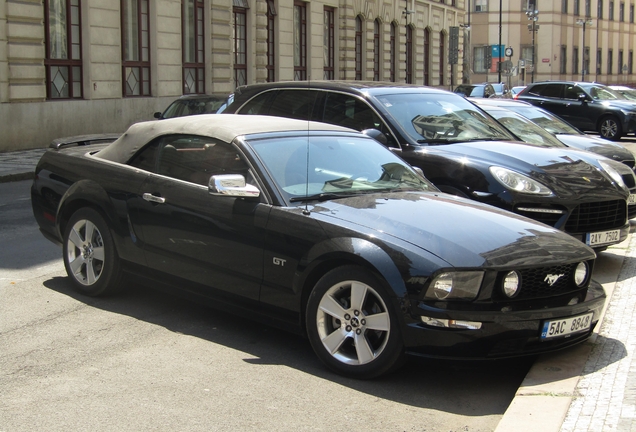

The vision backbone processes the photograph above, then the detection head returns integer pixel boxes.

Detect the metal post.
[498,0,502,83]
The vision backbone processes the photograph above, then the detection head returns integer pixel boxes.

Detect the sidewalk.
[1,147,635,432]
[0,148,45,183]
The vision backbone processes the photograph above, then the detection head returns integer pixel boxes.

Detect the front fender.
[297,237,409,299]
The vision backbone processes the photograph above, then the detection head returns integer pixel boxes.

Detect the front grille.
[494,264,581,301]
[516,210,562,227]
[564,200,626,232]
[518,264,576,299]
[630,205,636,220]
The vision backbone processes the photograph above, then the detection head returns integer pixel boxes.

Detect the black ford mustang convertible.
[32,115,605,378]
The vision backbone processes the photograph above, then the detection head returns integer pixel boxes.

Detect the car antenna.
[302,77,312,216]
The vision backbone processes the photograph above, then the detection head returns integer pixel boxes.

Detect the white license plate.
[586,229,620,246]
[541,313,593,340]
[629,194,636,204]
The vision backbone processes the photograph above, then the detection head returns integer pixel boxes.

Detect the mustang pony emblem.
[544,273,565,286]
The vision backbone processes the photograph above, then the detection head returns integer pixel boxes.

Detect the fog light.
[503,271,521,298]
[574,262,589,287]
[420,316,482,330]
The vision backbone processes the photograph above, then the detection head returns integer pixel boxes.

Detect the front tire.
[62,207,124,296]
[306,266,405,379]
[599,115,623,141]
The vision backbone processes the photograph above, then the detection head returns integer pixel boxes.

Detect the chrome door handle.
[142,193,166,204]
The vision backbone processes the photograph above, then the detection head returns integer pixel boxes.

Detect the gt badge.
[273,257,286,266]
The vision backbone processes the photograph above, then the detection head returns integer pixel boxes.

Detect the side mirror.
[153,112,162,119]
[412,166,426,180]
[209,174,260,198]
[362,128,388,146]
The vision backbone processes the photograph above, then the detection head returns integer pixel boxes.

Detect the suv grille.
[564,200,626,232]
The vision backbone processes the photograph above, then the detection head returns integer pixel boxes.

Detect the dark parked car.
[490,82,512,98]
[225,81,630,249]
[453,83,496,98]
[516,81,636,141]
[470,99,636,219]
[154,94,229,119]
[472,98,636,169]
[32,114,606,378]
[609,85,636,101]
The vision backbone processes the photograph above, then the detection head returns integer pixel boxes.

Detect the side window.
[321,93,398,147]
[268,90,317,120]
[564,85,583,100]
[129,135,250,186]
[537,84,563,98]
[238,91,276,114]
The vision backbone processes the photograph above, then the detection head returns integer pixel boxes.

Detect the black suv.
[516,81,636,141]
[224,81,631,249]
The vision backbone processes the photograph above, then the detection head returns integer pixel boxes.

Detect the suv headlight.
[489,166,553,195]
[425,271,484,301]
[598,159,628,190]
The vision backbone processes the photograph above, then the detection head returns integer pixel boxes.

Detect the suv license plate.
[586,229,620,246]
[541,313,593,340]
[629,194,636,204]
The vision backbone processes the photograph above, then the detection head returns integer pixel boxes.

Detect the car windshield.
[162,97,227,118]
[454,85,482,97]
[376,93,513,144]
[507,106,581,135]
[484,109,566,148]
[582,85,625,101]
[614,88,636,101]
[249,135,435,202]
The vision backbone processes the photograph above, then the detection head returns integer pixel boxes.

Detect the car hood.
[555,134,635,163]
[421,140,626,199]
[598,100,636,111]
[312,191,595,268]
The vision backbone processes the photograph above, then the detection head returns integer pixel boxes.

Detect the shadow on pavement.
[42,275,533,417]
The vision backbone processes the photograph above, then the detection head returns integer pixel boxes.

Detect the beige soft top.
[96,114,355,163]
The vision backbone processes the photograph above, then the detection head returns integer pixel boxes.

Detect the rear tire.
[306,266,405,379]
[62,208,125,296]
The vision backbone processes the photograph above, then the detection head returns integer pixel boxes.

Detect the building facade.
[469,0,636,88]
[0,0,466,152]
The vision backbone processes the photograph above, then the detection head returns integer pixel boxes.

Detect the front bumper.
[400,280,606,360]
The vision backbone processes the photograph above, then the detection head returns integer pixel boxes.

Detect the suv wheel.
[599,115,623,141]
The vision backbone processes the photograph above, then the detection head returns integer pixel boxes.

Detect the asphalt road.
[1,180,534,432]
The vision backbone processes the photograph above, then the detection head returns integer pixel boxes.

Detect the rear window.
[528,84,562,98]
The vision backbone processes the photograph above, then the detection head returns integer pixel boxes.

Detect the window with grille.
[373,19,380,81]
[294,2,307,81]
[233,7,247,88]
[324,7,335,80]
[183,0,204,94]
[355,16,363,80]
[424,28,430,85]
[266,0,276,82]
[438,31,445,86]
[122,0,150,97]
[45,0,83,99]
[390,22,396,82]
[560,46,567,74]
[406,26,413,84]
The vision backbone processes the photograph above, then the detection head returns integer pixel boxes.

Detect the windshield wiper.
[416,138,456,144]
[290,192,358,202]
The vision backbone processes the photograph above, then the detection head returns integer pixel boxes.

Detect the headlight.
[425,271,484,301]
[489,166,553,195]
[598,159,627,190]
[574,262,589,287]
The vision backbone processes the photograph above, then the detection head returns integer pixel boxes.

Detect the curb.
[0,172,34,184]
